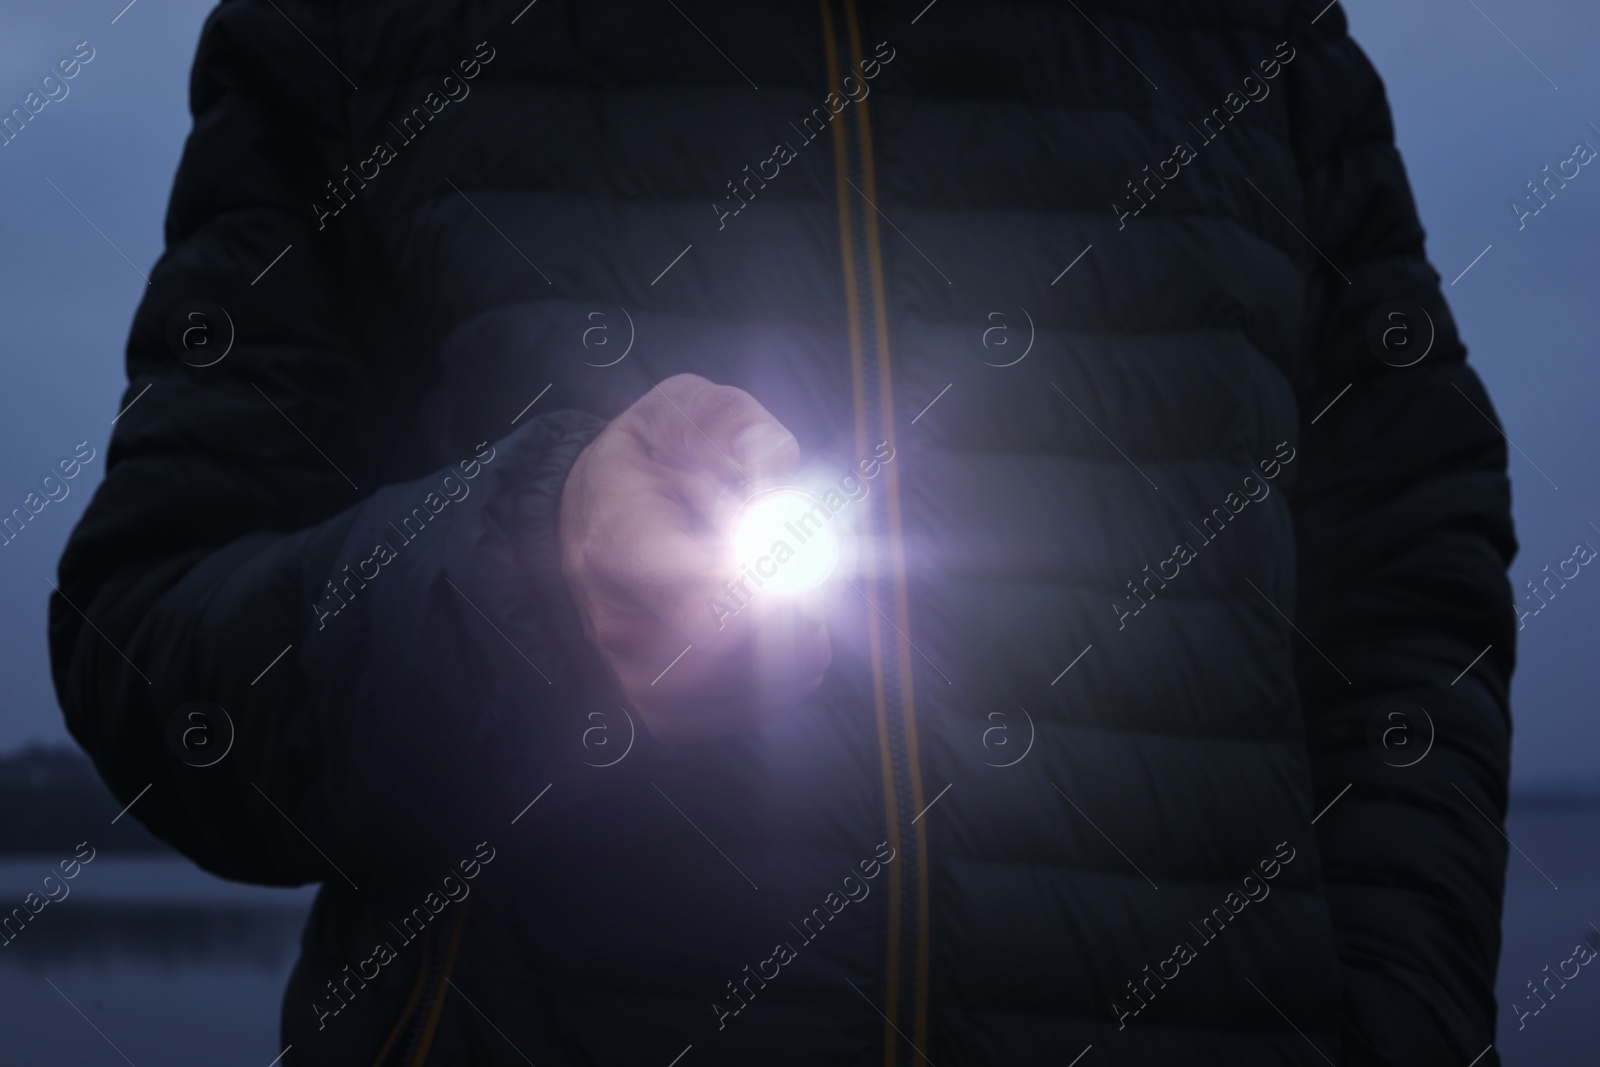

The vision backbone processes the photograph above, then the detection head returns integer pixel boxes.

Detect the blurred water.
[1493,807,1600,1064]
[0,809,1593,1065]
[0,856,313,1066]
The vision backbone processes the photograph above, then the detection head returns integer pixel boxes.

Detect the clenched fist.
[559,375,832,745]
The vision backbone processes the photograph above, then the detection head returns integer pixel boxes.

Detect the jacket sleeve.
[1283,9,1518,1066]
[48,0,611,887]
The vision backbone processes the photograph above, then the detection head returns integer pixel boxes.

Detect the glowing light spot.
[732,488,839,592]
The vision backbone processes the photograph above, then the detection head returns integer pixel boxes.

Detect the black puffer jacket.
[51,1,1517,1064]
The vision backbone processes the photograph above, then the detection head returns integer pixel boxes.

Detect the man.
[51,0,1516,1063]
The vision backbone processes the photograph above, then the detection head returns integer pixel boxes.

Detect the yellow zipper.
[822,1,931,1059]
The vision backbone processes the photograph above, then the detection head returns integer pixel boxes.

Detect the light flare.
[731,488,840,592]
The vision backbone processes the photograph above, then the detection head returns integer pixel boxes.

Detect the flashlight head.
[731,487,840,592]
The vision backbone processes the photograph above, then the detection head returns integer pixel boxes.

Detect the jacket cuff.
[497,408,608,686]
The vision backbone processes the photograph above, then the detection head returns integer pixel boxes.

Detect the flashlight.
[731,487,841,592]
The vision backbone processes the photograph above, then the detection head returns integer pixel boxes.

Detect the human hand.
[559,375,832,744]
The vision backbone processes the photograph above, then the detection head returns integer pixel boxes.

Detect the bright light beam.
[732,488,840,592]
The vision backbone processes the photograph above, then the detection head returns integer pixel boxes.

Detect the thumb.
[642,374,800,484]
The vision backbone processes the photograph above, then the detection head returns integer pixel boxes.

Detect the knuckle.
[691,382,754,426]
[657,372,711,398]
